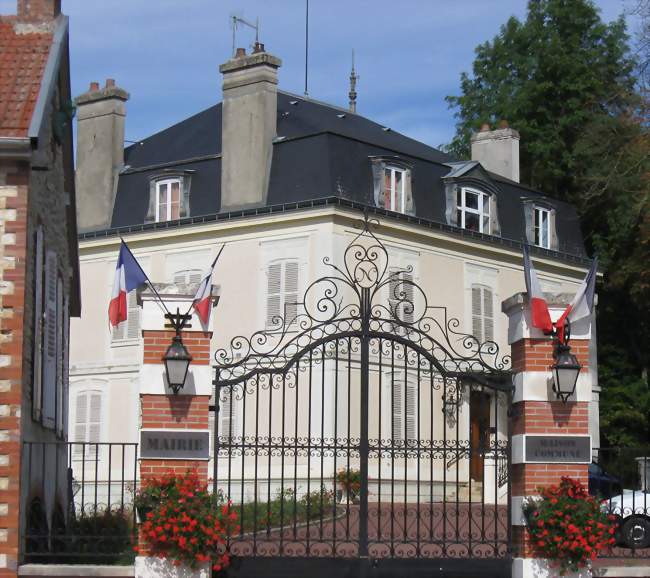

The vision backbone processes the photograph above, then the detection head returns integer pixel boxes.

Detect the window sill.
[110,339,142,349]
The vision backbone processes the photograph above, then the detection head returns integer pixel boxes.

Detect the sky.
[0,0,642,148]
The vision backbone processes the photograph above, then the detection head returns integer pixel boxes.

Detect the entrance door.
[470,391,491,482]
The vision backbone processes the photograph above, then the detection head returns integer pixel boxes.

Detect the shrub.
[524,477,617,575]
[134,471,238,572]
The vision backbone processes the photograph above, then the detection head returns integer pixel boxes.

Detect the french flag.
[192,256,218,327]
[556,258,598,343]
[523,245,554,334]
[108,241,148,328]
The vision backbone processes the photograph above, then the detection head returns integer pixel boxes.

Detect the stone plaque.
[140,430,210,460]
[525,435,591,464]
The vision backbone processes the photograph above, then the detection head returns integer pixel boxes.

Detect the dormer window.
[371,157,414,215]
[534,206,551,249]
[145,174,192,224]
[382,166,406,212]
[523,200,557,250]
[156,178,181,222]
[457,187,490,234]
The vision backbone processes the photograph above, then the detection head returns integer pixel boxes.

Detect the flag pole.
[185,243,226,318]
[119,237,172,317]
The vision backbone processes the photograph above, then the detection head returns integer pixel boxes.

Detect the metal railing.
[592,447,650,558]
[22,442,138,564]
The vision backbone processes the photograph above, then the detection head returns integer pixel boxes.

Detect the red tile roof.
[0,16,53,138]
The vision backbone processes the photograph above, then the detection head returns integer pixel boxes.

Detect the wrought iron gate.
[213,215,513,577]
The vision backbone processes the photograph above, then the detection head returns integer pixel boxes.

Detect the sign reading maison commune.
[524,435,591,464]
[140,430,210,460]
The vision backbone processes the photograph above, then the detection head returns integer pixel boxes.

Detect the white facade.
[69,206,598,507]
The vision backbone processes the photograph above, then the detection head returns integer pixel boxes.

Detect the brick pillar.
[136,292,213,578]
[502,292,594,578]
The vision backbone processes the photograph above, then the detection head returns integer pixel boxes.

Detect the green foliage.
[236,487,336,533]
[446,0,650,446]
[523,477,617,574]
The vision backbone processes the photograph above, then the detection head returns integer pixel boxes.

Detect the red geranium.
[137,471,238,570]
[524,477,616,575]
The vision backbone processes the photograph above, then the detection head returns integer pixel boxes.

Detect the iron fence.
[21,441,138,564]
[592,447,650,558]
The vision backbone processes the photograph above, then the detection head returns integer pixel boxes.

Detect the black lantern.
[163,334,192,394]
[551,343,581,403]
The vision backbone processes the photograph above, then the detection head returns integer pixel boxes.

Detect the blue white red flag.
[555,258,598,343]
[523,245,553,334]
[108,241,148,328]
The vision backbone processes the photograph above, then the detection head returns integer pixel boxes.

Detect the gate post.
[502,292,593,578]
[135,289,213,578]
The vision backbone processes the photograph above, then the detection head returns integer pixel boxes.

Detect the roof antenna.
[304,0,310,96]
[231,14,260,57]
[349,49,359,113]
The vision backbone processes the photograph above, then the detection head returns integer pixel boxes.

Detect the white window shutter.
[406,380,417,440]
[220,388,237,440]
[74,392,88,457]
[471,285,483,341]
[471,284,494,343]
[284,261,299,325]
[112,291,141,341]
[266,262,282,327]
[483,286,494,342]
[32,226,44,421]
[42,251,58,429]
[392,378,403,442]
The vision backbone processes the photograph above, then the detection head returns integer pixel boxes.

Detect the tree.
[447,0,650,446]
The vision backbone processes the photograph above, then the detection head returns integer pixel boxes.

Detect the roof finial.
[349,49,359,113]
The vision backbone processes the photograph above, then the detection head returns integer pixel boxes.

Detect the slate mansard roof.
[107,91,587,260]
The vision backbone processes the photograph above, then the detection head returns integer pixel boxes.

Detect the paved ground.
[229,502,510,558]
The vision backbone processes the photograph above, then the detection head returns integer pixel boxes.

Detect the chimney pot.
[17,0,61,23]
[90,81,100,92]
[498,119,509,129]
[253,42,265,54]
[235,47,246,58]
[480,123,491,132]
[105,78,116,88]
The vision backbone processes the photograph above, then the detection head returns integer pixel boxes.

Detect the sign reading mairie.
[140,430,210,460]
[524,435,591,464]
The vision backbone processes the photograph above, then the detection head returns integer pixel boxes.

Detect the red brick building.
[0,0,79,573]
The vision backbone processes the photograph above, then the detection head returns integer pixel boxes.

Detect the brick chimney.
[17,0,61,23]
[74,79,129,233]
[470,121,520,183]
[219,44,282,210]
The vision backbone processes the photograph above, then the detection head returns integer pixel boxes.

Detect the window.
[534,206,551,249]
[73,389,102,458]
[371,159,414,215]
[266,259,299,327]
[173,269,203,286]
[389,268,414,324]
[457,187,490,233]
[111,291,140,342]
[381,166,406,213]
[155,179,181,222]
[471,284,494,343]
[389,373,417,443]
[219,386,240,441]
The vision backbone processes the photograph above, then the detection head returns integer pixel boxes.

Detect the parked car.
[607,490,650,549]
[589,462,622,498]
